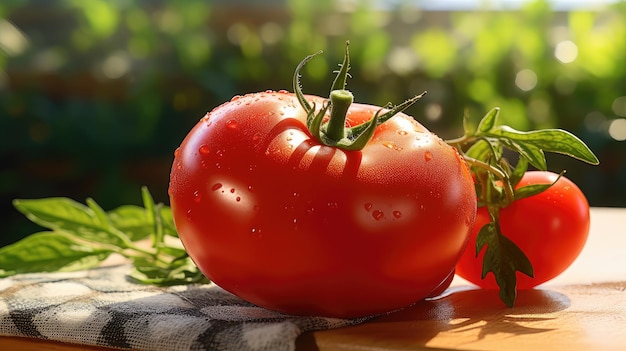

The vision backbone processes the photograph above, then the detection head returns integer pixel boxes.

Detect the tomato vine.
[446,107,598,306]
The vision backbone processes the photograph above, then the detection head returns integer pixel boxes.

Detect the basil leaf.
[13,197,99,232]
[141,186,165,246]
[159,206,179,238]
[13,197,129,247]
[130,256,208,286]
[0,232,112,277]
[489,126,600,165]
[108,205,153,241]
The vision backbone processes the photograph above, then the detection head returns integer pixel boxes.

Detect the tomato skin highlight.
[456,171,590,290]
[169,91,476,318]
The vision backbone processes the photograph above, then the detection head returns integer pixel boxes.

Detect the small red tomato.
[456,171,590,290]
[169,89,476,318]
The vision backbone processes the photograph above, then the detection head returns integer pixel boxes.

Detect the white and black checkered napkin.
[0,265,366,351]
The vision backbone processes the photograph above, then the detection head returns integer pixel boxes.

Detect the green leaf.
[156,245,187,258]
[466,138,503,163]
[7,187,204,287]
[475,222,496,258]
[141,186,165,246]
[107,205,153,241]
[13,197,128,247]
[476,220,534,307]
[462,109,474,136]
[476,107,500,133]
[514,173,561,201]
[0,232,112,277]
[489,126,600,165]
[496,136,548,170]
[130,256,209,286]
[510,157,529,187]
[87,198,113,229]
[13,197,99,232]
[159,206,179,237]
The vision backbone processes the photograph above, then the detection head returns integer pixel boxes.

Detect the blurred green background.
[2,0,625,247]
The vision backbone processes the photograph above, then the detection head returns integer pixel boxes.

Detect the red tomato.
[456,171,590,290]
[169,90,476,318]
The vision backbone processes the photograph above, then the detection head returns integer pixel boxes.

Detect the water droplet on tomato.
[236,196,241,202]
[226,119,238,130]
[211,183,223,191]
[173,147,180,158]
[393,210,402,219]
[231,95,242,101]
[248,185,254,192]
[198,144,210,155]
[382,141,403,151]
[372,210,384,221]
[200,160,208,169]
[185,209,192,220]
[327,202,338,209]
[424,151,433,161]
[250,227,263,238]
[216,150,224,157]
[396,130,408,136]
[230,188,236,193]
[278,89,289,94]
[193,191,201,203]
[364,203,373,211]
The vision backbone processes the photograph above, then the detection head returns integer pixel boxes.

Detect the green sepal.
[293,43,426,151]
[513,171,562,201]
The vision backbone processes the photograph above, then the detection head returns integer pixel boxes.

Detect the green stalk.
[325,90,353,141]
[293,42,425,151]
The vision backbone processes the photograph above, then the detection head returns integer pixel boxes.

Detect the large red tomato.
[456,171,590,290]
[169,90,476,318]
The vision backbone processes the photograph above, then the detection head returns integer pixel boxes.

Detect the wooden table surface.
[1,207,625,351]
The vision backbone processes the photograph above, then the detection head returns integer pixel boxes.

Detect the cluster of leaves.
[447,107,599,306]
[0,187,207,286]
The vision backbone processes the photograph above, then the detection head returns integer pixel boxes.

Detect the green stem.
[461,153,515,207]
[325,90,353,142]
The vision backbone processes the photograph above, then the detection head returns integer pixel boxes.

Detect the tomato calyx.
[447,107,599,307]
[294,41,427,151]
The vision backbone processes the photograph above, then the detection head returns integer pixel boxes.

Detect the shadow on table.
[297,286,571,350]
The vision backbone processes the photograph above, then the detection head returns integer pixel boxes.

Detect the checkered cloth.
[0,265,366,351]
